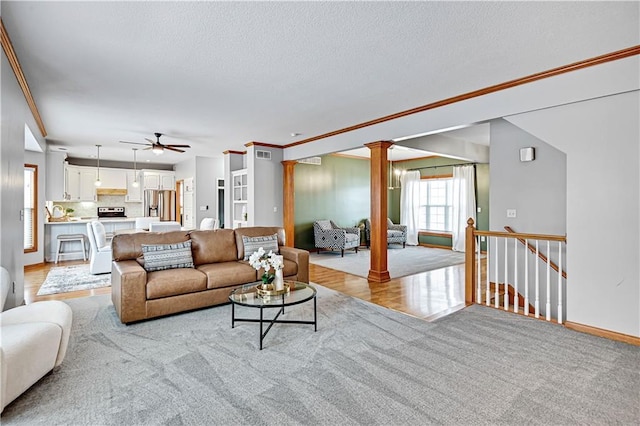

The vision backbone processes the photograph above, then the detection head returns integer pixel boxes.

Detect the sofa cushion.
[141,241,194,272]
[112,230,190,261]
[282,258,298,278]
[146,268,207,300]
[189,229,238,265]
[234,227,286,260]
[197,262,257,289]
[242,234,279,260]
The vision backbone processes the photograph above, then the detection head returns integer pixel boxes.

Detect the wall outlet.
[477,207,482,213]
[507,209,517,218]
[273,206,278,213]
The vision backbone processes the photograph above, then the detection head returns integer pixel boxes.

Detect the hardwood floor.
[24,259,469,321]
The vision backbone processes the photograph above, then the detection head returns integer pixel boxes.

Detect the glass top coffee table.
[228,281,317,350]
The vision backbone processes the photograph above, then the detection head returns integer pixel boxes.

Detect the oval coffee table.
[228,281,317,350]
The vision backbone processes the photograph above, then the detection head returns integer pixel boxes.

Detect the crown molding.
[284,45,640,150]
[0,18,47,137]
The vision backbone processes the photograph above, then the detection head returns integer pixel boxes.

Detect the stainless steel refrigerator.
[144,190,176,220]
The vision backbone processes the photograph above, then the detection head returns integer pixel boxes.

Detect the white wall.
[1,52,46,308]
[489,118,567,319]
[24,150,47,266]
[506,91,640,337]
[195,156,224,226]
[246,146,283,227]
[224,152,245,229]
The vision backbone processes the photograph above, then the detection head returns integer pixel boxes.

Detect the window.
[24,164,38,252]
[419,177,453,232]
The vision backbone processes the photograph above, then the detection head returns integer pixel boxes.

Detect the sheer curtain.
[400,170,421,246]
[452,165,476,252]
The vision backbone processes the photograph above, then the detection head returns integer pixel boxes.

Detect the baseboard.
[419,243,452,250]
[24,262,45,270]
[564,321,640,346]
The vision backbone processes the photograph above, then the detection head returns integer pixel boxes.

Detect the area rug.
[3,286,638,425]
[37,264,110,296]
[310,245,467,278]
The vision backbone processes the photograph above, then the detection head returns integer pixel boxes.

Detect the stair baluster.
[535,241,540,319]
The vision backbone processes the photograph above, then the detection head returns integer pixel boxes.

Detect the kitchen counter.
[45,217,137,225]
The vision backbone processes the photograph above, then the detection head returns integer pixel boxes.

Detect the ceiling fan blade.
[142,146,153,150]
[165,146,185,153]
[145,138,155,143]
[166,144,191,148]
[120,141,150,146]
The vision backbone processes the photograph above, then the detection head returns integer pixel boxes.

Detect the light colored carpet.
[310,245,467,278]
[37,264,110,296]
[3,285,638,425]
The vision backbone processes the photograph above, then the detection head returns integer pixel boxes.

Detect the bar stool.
[55,233,88,263]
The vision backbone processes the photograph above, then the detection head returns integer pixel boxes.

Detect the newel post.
[465,218,476,305]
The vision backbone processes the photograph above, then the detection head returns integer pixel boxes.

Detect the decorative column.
[281,160,298,247]
[365,141,393,282]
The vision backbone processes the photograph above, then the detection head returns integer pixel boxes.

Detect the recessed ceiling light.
[290,132,301,137]
[146,159,150,162]
[90,154,96,158]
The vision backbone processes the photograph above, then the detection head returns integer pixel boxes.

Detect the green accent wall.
[388,157,490,250]
[293,154,490,252]
[294,155,370,250]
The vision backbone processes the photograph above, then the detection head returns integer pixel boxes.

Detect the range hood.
[96,188,127,196]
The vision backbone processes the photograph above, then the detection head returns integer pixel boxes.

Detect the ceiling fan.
[119,132,191,155]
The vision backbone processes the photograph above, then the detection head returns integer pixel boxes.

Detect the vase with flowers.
[248,247,285,290]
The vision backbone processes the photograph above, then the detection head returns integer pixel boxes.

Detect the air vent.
[298,157,322,165]
[256,150,271,160]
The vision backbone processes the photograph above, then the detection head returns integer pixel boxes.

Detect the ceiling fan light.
[152,146,164,155]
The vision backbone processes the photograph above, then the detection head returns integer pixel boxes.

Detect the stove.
[97,206,126,219]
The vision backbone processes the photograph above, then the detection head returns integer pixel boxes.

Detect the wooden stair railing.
[504,226,567,279]
[465,218,567,323]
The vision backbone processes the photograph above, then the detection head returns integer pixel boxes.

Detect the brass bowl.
[255,282,290,297]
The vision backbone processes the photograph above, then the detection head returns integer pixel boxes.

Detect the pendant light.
[94,144,102,187]
[131,148,139,188]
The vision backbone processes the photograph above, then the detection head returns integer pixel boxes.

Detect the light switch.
[507,209,517,218]
[477,207,482,213]
[273,206,278,212]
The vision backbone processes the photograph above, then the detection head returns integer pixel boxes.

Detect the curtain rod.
[407,162,482,171]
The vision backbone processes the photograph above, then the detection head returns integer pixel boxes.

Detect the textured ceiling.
[3,1,638,163]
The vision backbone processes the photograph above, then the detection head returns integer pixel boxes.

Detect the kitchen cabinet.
[142,170,175,190]
[99,168,126,189]
[126,171,143,202]
[45,151,67,201]
[65,165,97,201]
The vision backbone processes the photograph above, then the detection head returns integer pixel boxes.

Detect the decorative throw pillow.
[141,240,194,272]
[242,234,279,260]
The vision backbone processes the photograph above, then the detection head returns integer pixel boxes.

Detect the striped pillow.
[242,234,279,260]
[141,240,194,272]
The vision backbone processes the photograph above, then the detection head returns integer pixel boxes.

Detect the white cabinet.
[232,169,248,228]
[45,152,67,201]
[142,170,175,190]
[160,172,175,190]
[65,165,96,201]
[99,168,126,189]
[183,192,195,230]
[125,171,143,202]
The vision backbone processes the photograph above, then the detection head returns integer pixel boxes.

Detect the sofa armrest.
[343,227,361,237]
[111,260,147,324]
[389,224,407,234]
[279,246,309,284]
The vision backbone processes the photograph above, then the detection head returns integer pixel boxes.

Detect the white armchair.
[134,217,161,231]
[0,266,72,413]
[149,221,182,232]
[86,221,112,274]
[199,217,219,230]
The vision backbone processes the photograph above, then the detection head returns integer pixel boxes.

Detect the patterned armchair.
[313,220,360,257]
[364,218,407,248]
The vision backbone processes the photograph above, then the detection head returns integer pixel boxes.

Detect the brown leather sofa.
[111,226,309,324]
